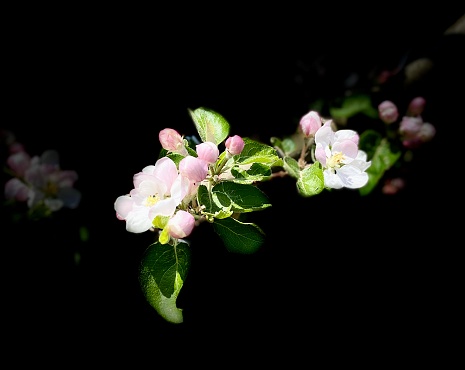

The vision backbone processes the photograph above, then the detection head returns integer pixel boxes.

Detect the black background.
[3,5,464,363]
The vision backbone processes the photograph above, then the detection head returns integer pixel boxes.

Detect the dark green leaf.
[213,217,265,254]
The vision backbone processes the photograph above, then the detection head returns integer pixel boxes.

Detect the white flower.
[314,121,371,189]
[114,157,189,233]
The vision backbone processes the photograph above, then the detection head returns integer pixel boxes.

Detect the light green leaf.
[235,137,282,167]
[329,94,379,120]
[139,240,190,324]
[283,156,301,179]
[359,135,401,196]
[296,162,324,197]
[188,107,230,145]
[230,162,273,183]
[212,217,265,254]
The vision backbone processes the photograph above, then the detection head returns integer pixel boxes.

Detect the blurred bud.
[196,142,219,164]
[378,100,399,124]
[159,128,188,156]
[407,97,426,116]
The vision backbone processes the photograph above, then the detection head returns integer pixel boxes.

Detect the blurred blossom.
[378,100,399,124]
[3,142,81,219]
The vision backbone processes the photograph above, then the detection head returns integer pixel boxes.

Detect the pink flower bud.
[7,151,31,176]
[378,100,398,124]
[179,156,208,183]
[399,116,423,136]
[225,135,245,155]
[418,122,436,143]
[196,142,219,163]
[407,97,426,117]
[168,210,195,239]
[159,128,188,156]
[299,111,321,137]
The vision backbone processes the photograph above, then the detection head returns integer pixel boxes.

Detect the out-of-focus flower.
[407,97,426,117]
[114,157,189,233]
[4,148,81,214]
[399,116,435,148]
[314,121,371,189]
[378,100,399,124]
[382,177,406,195]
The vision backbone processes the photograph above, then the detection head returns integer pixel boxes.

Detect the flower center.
[145,194,160,207]
[327,152,345,169]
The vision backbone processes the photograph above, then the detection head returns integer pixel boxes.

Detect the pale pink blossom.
[159,128,188,156]
[314,121,371,189]
[114,157,189,233]
[167,210,195,239]
[4,149,81,211]
[299,111,322,137]
[225,135,245,155]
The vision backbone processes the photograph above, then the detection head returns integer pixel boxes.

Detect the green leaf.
[235,137,283,167]
[212,217,265,254]
[230,162,272,183]
[212,182,271,212]
[329,94,379,120]
[296,162,325,197]
[139,240,190,324]
[198,184,233,219]
[359,138,402,196]
[188,107,230,145]
[197,183,271,220]
[282,156,301,179]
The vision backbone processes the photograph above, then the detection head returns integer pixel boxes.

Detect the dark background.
[3,6,464,363]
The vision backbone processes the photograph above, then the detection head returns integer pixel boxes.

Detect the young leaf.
[296,162,324,197]
[188,107,230,145]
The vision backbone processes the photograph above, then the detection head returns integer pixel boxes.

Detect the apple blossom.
[4,149,81,212]
[314,120,371,189]
[114,157,189,233]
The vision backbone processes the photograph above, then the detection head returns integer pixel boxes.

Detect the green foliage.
[139,240,190,324]
[358,130,402,195]
[189,107,230,145]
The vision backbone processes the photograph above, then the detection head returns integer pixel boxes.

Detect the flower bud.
[196,142,219,163]
[378,100,398,124]
[159,128,188,156]
[407,97,426,117]
[399,116,423,136]
[225,135,245,155]
[179,156,208,183]
[168,210,195,239]
[299,111,321,137]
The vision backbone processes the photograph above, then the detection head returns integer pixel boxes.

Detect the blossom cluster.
[114,109,372,245]
[2,130,81,220]
[114,126,246,244]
